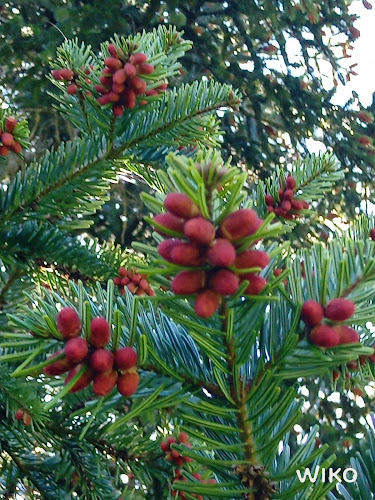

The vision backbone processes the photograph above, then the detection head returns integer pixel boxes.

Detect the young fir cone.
[169,242,205,266]
[65,365,94,393]
[219,209,259,241]
[241,274,267,295]
[57,307,81,339]
[44,350,75,376]
[207,239,236,267]
[15,408,25,421]
[324,298,356,322]
[90,317,111,348]
[194,290,221,318]
[90,349,115,372]
[164,193,200,219]
[234,250,270,270]
[117,369,140,396]
[114,347,138,371]
[184,217,215,245]
[153,213,185,236]
[158,239,183,262]
[171,271,206,295]
[334,325,360,345]
[93,370,118,396]
[65,337,89,363]
[211,269,239,296]
[300,300,324,326]
[310,325,340,348]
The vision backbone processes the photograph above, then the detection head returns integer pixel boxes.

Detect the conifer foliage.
[1,26,375,499]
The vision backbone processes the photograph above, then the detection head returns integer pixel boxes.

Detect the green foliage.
[1,22,375,500]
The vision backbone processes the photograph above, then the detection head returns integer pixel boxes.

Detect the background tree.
[1,0,375,246]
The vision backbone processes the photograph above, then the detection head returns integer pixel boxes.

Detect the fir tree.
[1,26,375,500]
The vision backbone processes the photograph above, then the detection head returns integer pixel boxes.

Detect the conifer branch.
[221,303,258,499]
[145,362,225,398]
[0,268,24,309]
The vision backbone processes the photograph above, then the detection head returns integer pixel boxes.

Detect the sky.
[334,0,375,107]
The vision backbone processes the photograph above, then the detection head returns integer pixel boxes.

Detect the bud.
[10,141,22,154]
[324,298,355,322]
[301,300,324,326]
[113,69,127,85]
[138,63,154,74]
[169,242,205,266]
[59,68,74,80]
[171,271,206,295]
[90,349,115,372]
[158,239,183,262]
[207,239,236,267]
[130,53,148,65]
[117,370,140,396]
[310,325,340,348]
[104,57,123,71]
[334,325,360,345]
[164,193,200,219]
[108,43,119,58]
[235,250,270,270]
[90,317,111,348]
[211,270,239,295]
[43,350,75,376]
[65,365,93,393]
[286,176,296,190]
[57,307,81,339]
[93,370,118,396]
[153,213,185,236]
[114,347,138,371]
[194,289,221,318]
[1,132,14,147]
[184,217,215,245]
[291,199,303,211]
[219,209,258,241]
[242,274,267,295]
[5,116,17,133]
[65,338,89,363]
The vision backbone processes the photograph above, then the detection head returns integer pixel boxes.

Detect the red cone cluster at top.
[301,298,358,348]
[43,307,139,397]
[265,175,309,220]
[370,229,375,241]
[95,44,167,117]
[0,116,22,156]
[160,432,216,499]
[114,267,155,296]
[153,193,269,318]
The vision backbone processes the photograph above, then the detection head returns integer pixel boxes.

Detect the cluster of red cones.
[0,116,22,156]
[153,193,270,317]
[160,432,216,499]
[265,175,309,219]
[43,307,139,397]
